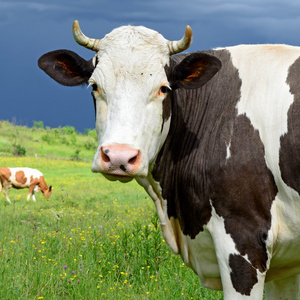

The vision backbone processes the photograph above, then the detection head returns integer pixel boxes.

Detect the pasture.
[0,156,223,299]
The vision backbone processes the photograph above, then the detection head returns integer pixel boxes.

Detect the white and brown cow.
[38,20,300,299]
[0,167,52,202]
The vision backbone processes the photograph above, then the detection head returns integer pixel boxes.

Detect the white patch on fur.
[226,142,231,160]
[10,167,42,187]
[228,44,300,175]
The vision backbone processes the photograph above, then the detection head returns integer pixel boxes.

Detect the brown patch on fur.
[0,167,11,183]
[15,171,27,184]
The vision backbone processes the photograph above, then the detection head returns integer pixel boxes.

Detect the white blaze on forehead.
[99,25,170,58]
[91,26,170,94]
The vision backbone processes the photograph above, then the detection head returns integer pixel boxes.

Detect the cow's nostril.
[128,156,137,164]
[101,148,110,163]
[120,165,126,172]
[129,150,141,165]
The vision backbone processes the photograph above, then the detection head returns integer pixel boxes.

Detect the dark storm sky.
[1,0,300,132]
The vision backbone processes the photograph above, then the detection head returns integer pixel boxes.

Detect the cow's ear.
[38,49,94,86]
[170,53,222,90]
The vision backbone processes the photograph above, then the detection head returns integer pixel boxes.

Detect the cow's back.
[6,168,43,188]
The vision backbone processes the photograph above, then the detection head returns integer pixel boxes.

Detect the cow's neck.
[149,50,243,240]
[38,177,48,193]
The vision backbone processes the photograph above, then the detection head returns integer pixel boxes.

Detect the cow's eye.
[88,80,98,92]
[157,85,171,97]
[92,84,98,91]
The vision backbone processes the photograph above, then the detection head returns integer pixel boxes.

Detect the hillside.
[0,120,97,161]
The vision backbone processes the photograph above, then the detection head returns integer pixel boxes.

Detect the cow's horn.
[72,20,101,52]
[168,26,193,55]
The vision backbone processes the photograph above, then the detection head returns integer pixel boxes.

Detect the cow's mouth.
[102,173,134,183]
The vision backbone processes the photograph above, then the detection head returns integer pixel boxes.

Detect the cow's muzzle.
[92,144,143,181]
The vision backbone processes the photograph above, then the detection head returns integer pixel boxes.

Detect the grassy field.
[0,121,96,161]
[0,123,223,299]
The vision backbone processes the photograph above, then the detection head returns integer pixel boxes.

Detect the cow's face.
[38,21,221,182]
[89,26,174,181]
[42,186,52,199]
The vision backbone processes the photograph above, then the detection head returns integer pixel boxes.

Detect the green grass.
[0,121,223,299]
[0,121,97,161]
[0,156,223,300]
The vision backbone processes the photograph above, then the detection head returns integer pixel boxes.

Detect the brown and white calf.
[0,167,52,202]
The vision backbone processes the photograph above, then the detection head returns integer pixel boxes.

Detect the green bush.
[87,129,97,141]
[33,121,44,129]
[41,133,52,144]
[60,136,70,145]
[84,139,97,150]
[12,143,26,156]
[62,126,76,135]
[70,149,81,161]
[52,128,61,137]
[70,133,77,145]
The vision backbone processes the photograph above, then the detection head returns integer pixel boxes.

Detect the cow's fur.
[38,23,300,299]
[0,167,52,202]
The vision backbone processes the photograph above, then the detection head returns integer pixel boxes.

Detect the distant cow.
[0,167,52,202]
[38,20,300,299]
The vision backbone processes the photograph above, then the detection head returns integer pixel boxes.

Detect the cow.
[37,20,300,299]
[0,167,52,202]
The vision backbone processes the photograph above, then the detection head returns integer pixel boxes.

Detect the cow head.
[38,21,221,182]
[42,185,52,199]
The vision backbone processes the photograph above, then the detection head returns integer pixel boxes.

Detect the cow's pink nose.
[100,145,141,175]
